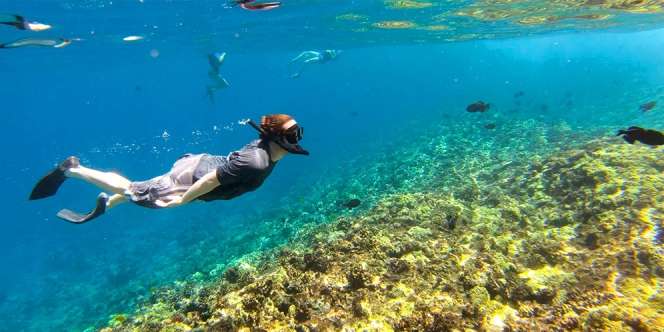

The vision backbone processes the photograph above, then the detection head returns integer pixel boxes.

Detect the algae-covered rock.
[517,265,575,303]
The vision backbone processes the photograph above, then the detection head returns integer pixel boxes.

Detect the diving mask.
[245,118,309,156]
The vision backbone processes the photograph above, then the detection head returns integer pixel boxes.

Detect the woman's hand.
[154,171,220,208]
[155,196,184,208]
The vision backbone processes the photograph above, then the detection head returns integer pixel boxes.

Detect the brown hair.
[260,114,296,136]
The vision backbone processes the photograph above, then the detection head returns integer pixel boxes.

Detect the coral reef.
[372,21,418,29]
[326,0,664,44]
[103,139,664,331]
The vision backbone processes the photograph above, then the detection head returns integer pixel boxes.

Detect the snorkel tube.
[245,119,309,156]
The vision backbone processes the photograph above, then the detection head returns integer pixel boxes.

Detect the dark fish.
[350,111,359,117]
[540,104,549,112]
[584,233,599,250]
[466,101,490,113]
[341,199,361,209]
[484,123,496,130]
[617,126,664,146]
[513,91,525,98]
[640,101,656,112]
[445,215,456,231]
[223,267,240,283]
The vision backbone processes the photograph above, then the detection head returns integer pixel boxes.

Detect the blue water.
[2,1,664,331]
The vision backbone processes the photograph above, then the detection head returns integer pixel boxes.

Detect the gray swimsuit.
[127,139,275,208]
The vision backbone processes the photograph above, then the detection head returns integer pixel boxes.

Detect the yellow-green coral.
[386,0,433,9]
[372,20,417,29]
[519,265,574,293]
[107,314,126,327]
[104,138,664,331]
[336,13,369,21]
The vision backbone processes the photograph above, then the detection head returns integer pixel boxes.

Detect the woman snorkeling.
[289,49,341,78]
[206,52,230,104]
[29,114,308,224]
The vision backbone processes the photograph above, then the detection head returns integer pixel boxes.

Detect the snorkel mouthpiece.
[283,142,309,155]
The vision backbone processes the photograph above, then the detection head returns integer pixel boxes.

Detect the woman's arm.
[155,171,220,208]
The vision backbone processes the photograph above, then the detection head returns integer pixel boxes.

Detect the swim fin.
[29,156,79,200]
[56,193,108,224]
[0,14,26,30]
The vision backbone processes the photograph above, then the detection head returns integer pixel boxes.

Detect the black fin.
[14,15,26,29]
[29,168,66,200]
[0,14,22,28]
[56,193,108,224]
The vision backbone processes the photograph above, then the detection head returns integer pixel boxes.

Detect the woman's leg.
[30,156,133,200]
[66,165,132,195]
[290,51,307,63]
[106,193,127,209]
[56,192,128,224]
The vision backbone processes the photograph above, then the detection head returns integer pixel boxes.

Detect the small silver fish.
[122,35,144,42]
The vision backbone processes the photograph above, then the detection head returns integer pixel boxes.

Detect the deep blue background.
[1,1,664,330]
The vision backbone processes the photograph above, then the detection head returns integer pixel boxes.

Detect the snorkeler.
[289,49,341,78]
[0,37,71,49]
[206,52,230,104]
[29,114,308,224]
[0,14,51,31]
[233,0,281,10]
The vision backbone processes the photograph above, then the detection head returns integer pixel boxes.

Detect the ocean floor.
[98,114,664,331]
